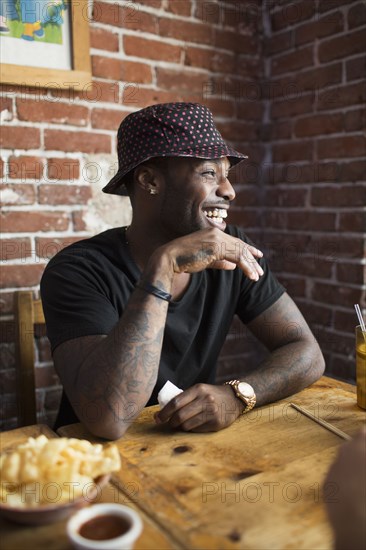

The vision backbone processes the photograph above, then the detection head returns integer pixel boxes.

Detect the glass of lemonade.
[356,325,366,409]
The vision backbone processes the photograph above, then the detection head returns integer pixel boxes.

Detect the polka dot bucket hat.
[103,102,248,196]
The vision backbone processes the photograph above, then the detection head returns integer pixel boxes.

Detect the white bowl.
[67,503,143,550]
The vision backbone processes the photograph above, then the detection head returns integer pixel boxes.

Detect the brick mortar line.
[211,96,365,109]
[235,162,366,169]
[1,209,91,216]
[270,66,365,81]
[8,87,351,108]
[238,182,366,188]
[1,152,84,158]
[269,77,365,90]
[1,228,88,236]
[94,24,257,42]
[270,58,365,78]
[90,53,263,69]
[0,235,91,242]
[272,131,365,141]
[292,105,365,115]
[303,323,365,334]
[269,1,360,13]
[261,229,366,236]
[269,25,364,51]
[103,25,258,44]
[268,2,355,24]
[2,179,93,185]
[270,86,366,103]
[91,29,257,53]
[1,112,262,133]
[2,88,269,110]
[231,188,364,194]
[2,122,117,136]
[94,0,256,24]
[262,159,366,165]
[93,0,195,20]
[297,299,366,313]
[277,272,365,286]
[299,259,366,266]
[91,45,256,69]
[268,45,365,60]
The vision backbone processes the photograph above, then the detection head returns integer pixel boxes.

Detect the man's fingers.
[248,245,263,258]
[155,383,241,433]
[179,411,214,432]
[168,396,218,430]
[155,388,196,423]
[207,242,264,279]
[219,241,264,281]
[237,248,264,281]
[155,385,218,430]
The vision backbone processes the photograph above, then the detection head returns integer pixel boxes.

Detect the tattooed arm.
[156,292,325,432]
[53,228,263,440]
[243,292,325,406]
[52,256,172,440]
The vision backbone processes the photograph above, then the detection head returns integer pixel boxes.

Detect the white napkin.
[157,381,183,409]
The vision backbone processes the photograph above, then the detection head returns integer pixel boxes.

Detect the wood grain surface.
[1,377,364,549]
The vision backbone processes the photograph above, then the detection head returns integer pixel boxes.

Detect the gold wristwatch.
[224,380,256,414]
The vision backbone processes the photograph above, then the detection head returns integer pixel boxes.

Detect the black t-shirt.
[40,225,285,428]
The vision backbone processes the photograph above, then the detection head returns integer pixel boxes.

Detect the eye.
[202,170,216,178]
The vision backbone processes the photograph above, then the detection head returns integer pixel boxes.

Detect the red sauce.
[78,514,131,540]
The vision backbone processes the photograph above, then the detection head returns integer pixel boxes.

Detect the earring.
[149,188,157,195]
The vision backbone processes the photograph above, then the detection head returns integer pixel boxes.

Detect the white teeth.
[204,208,227,219]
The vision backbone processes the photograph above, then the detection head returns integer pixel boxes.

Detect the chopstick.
[290,403,351,441]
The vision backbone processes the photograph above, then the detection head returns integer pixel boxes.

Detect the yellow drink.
[356,326,366,409]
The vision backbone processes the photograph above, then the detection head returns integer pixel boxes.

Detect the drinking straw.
[354,304,366,332]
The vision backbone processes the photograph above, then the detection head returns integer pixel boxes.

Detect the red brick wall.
[262,0,366,384]
[0,1,364,429]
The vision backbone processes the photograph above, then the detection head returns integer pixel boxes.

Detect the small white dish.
[67,503,143,550]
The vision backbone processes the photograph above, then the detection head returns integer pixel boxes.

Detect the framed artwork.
[0,1,91,90]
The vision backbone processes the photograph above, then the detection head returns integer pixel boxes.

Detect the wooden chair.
[14,290,46,426]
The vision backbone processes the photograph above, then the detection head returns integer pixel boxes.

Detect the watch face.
[238,382,255,398]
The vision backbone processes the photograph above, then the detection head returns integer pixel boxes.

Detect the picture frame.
[0,1,91,90]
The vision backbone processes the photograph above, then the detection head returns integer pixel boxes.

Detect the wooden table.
[1,377,365,549]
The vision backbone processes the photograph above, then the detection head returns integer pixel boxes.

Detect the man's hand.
[152,228,264,282]
[154,383,243,432]
[324,427,366,550]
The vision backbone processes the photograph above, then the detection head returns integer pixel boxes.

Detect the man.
[40,102,325,440]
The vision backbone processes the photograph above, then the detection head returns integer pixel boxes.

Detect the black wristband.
[136,281,172,302]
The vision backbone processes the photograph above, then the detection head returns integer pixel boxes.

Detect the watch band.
[224,379,256,414]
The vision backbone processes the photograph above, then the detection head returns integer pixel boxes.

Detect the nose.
[217,173,236,202]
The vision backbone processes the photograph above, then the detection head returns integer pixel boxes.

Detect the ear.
[134,164,161,196]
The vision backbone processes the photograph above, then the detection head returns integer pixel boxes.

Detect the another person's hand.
[324,427,366,550]
[154,383,243,432]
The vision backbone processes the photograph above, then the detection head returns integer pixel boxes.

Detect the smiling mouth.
[203,208,228,225]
